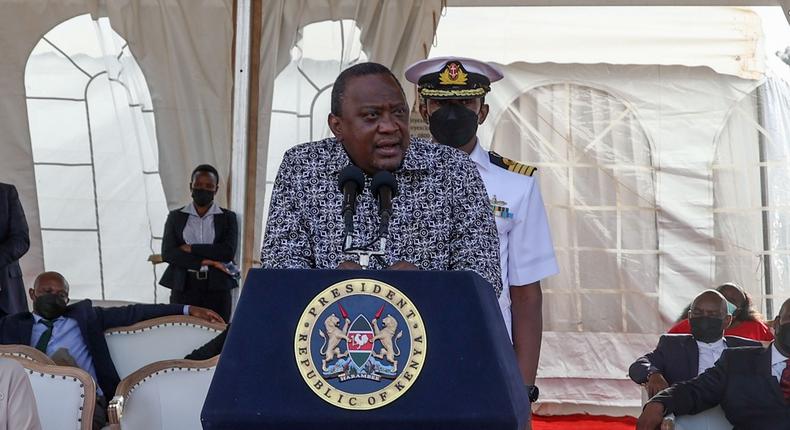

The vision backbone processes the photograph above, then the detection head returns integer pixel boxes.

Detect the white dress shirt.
[469,142,559,339]
[771,343,789,383]
[181,202,222,245]
[696,338,726,375]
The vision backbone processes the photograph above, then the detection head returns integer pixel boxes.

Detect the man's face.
[328,74,410,175]
[777,301,790,327]
[190,171,218,194]
[774,300,790,356]
[28,276,69,304]
[419,98,489,152]
[688,293,731,334]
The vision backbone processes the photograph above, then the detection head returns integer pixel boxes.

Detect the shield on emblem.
[347,315,374,368]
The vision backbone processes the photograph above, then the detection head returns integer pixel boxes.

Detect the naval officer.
[406,56,559,405]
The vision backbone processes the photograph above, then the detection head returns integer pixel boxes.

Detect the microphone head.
[371,171,399,198]
[338,165,365,192]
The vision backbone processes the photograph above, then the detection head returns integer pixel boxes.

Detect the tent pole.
[242,0,263,278]
[757,85,774,319]
[230,0,252,288]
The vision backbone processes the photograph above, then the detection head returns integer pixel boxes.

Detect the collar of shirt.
[31,313,66,324]
[468,138,489,171]
[772,342,788,367]
[696,338,726,350]
[325,137,433,175]
[181,202,222,217]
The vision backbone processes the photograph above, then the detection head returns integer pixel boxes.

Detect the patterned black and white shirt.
[260,137,502,296]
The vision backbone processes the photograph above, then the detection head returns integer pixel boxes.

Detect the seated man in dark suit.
[160,164,239,322]
[630,289,759,396]
[0,271,223,429]
[638,297,790,430]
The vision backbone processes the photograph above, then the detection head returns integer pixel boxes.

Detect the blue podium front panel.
[202,269,529,430]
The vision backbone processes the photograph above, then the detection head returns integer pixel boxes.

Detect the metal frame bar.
[230,0,252,291]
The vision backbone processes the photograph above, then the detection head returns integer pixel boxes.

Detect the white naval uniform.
[469,141,559,339]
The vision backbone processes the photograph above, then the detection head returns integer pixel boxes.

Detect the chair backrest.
[104,315,226,379]
[109,357,218,430]
[0,344,56,365]
[5,357,96,430]
[673,406,733,430]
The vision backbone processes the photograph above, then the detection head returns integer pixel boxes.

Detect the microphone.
[371,171,399,237]
[338,165,365,249]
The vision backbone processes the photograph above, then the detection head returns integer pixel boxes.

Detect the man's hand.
[646,372,669,397]
[180,244,192,253]
[189,306,225,324]
[637,402,666,430]
[337,261,363,270]
[387,261,418,270]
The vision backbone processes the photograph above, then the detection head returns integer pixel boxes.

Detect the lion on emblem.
[371,314,403,371]
[318,313,350,371]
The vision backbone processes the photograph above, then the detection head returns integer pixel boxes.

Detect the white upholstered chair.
[108,357,218,430]
[104,315,225,379]
[0,344,55,365]
[4,356,96,430]
[663,407,733,430]
[644,386,733,430]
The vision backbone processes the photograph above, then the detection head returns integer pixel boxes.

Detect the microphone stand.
[343,238,387,270]
[342,171,397,269]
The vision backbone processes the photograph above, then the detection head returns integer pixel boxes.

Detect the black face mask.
[689,316,725,344]
[428,103,480,148]
[775,322,790,355]
[33,293,68,320]
[192,189,214,207]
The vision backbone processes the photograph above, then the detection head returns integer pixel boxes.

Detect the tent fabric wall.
[252,0,443,266]
[104,0,234,210]
[480,61,762,414]
[25,14,171,302]
[0,0,233,293]
[0,0,101,292]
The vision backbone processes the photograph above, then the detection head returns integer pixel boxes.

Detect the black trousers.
[170,276,232,322]
[93,395,107,430]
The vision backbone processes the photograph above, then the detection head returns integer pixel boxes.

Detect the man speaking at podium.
[260,62,502,294]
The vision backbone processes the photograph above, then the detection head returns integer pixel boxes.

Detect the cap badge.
[439,62,468,86]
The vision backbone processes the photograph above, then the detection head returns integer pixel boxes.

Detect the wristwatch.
[525,384,539,402]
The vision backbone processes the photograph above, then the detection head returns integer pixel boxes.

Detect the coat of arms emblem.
[295,279,427,410]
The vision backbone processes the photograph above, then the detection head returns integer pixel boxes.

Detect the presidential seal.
[294,279,427,410]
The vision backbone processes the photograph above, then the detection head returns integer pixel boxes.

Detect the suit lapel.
[65,300,91,342]
[684,335,700,378]
[20,314,34,346]
[761,347,786,404]
[213,210,225,242]
[175,210,189,243]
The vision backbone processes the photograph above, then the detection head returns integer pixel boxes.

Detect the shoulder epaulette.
[488,151,537,176]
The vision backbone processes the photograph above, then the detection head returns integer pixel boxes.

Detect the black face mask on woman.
[428,102,480,148]
[33,293,68,320]
[191,189,214,207]
[689,316,725,344]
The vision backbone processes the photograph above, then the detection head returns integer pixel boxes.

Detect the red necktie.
[780,360,790,403]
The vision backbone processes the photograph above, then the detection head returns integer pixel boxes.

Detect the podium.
[201,269,530,429]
